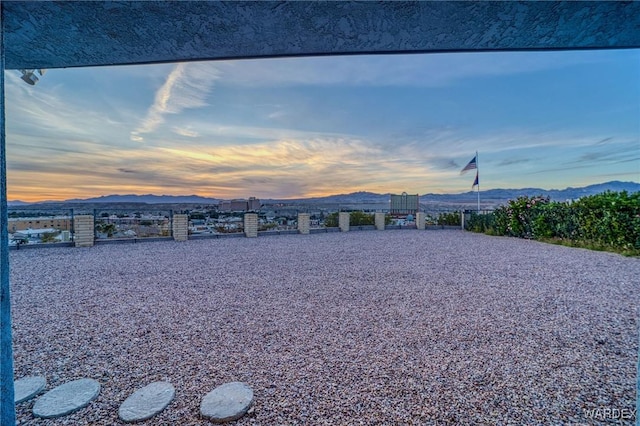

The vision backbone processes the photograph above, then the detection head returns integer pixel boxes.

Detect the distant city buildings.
[8,216,73,245]
[218,197,261,212]
[390,192,419,216]
[8,216,72,232]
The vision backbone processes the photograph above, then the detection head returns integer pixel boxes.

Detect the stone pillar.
[416,212,426,230]
[244,213,258,238]
[338,212,350,232]
[374,212,386,230]
[298,213,310,234]
[172,214,188,241]
[74,215,95,247]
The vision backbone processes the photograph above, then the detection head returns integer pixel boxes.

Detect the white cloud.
[173,126,200,138]
[5,72,101,137]
[131,62,220,141]
[267,110,287,120]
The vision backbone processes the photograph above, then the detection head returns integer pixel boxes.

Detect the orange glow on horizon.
[8,186,470,203]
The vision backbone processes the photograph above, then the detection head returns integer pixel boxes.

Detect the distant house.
[12,228,58,243]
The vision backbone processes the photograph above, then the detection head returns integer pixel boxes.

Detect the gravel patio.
[10,230,640,425]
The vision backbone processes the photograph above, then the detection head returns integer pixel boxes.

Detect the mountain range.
[7,181,639,207]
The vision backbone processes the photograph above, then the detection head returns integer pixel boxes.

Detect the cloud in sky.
[8,120,635,201]
[5,73,121,141]
[131,62,219,141]
[173,126,200,138]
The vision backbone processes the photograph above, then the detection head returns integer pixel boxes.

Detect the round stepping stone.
[14,376,47,403]
[200,382,254,423]
[33,378,100,419]
[119,381,175,423]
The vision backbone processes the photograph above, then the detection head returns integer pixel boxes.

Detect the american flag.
[460,155,477,174]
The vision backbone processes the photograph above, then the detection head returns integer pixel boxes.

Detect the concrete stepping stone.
[200,382,254,423]
[32,378,100,419]
[119,381,175,423]
[14,376,47,403]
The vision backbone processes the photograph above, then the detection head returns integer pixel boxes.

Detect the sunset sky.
[5,48,639,202]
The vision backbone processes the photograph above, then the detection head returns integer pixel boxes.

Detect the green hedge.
[466,191,640,254]
[466,211,496,234]
[437,211,461,226]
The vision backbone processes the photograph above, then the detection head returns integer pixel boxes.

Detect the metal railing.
[93,209,173,241]
[7,209,74,247]
[7,208,470,250]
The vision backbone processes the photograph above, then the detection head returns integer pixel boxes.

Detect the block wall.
[244,213,258,238]
[298,213,310,234]
[339,212,350,232]
[375,212,386,230]
[74,215,94,247]
[416,212,426,230]
[172,214,188,241]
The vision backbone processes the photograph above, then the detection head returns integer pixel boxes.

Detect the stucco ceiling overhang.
[3,1,640,70]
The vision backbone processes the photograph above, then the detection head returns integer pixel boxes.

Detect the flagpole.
[476,150,480,213]
[461,152,480,213]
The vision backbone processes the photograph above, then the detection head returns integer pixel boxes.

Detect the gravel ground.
[10,230,640,425]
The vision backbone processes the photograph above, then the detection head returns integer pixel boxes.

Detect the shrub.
[466,211,496,234]
[323,211,379,227]
[41,232,58,243]
[500,195,550,238]
[437,211,461,226]
[349,211,374,226]
[570,190,640,251]
[323,212,338,227]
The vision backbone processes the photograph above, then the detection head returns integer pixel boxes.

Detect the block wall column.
[0,27,17,425]
[244,213,258,238]
[74,215,95,247]
[416,212,426,230]
[375,212,386,230]
[338,212,350,232]
[298,213,310,234]
[172,214,188,241]
[462,211,471,230]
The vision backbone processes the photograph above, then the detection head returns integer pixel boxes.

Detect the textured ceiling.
[3,1,640,70]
